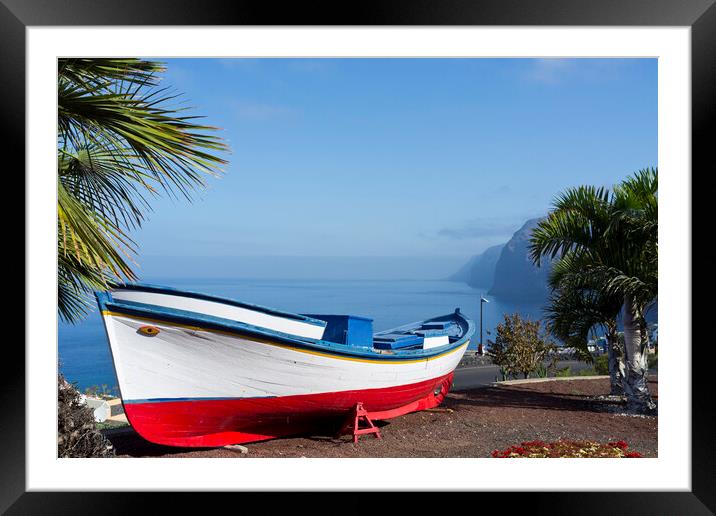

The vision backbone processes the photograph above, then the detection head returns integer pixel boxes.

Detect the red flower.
[491,439,643,458]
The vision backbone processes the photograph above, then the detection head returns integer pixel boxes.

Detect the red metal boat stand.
[336,402,382,443]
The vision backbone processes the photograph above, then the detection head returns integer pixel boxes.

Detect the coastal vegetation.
[555,366,600,378]
[84,384,118,399]
[58,373,114,458]
[57,58,228,456]
[487,313,557,380]
[530,168,658,413]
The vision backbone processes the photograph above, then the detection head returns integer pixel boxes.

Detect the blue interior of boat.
[410,329,447,338]
[303,314,374,348]
[373,333,424,350]
[420,321,452,330]
[304,313,458,350]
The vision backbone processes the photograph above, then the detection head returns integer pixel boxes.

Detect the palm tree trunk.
[640,318,650,359]
[606,324,624,396]
[622,296,655,413]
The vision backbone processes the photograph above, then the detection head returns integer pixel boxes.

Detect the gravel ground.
[106,376,657,458]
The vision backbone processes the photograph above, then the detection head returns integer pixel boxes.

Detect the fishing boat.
[95,283,474,447]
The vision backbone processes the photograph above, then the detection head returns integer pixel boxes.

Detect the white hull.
[103,311,468,402]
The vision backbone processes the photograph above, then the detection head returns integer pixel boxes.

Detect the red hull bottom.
[123,373,455,447]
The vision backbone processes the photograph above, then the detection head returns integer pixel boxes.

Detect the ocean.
[57,278,546,393]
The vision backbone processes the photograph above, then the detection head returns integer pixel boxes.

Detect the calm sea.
[57,278,545,392]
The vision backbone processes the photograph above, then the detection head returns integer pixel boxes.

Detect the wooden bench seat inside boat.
[373,333,424,350]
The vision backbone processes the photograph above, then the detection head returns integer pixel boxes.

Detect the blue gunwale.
[96,293,474,363]
[109,282,327,327]
[123,395,277,404]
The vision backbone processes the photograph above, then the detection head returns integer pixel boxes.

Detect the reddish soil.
[106,376,657,458]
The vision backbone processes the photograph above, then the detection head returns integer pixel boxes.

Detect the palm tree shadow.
[445,385,625,414]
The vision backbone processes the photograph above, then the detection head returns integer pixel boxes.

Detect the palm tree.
[529,169,658,413]
[530,185,623,388]
[605,169,658,411]
[58,58,228,323]
[544,263,625,395]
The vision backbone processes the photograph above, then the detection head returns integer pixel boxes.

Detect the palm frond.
[58,58,164,92]
[58,178,137,279]
[57,58,229,323]
[528,185,612,266]
[531,168,657,314]
[544,274,621,365]
[58,253,114,323]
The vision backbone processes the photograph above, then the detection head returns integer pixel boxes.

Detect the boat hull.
[100,306,469,447]
[124,372,455,447]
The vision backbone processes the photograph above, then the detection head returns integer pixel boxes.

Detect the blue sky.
[132,58,657,279]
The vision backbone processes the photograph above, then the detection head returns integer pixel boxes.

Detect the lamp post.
[478,295,489,355]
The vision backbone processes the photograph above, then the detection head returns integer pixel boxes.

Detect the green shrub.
[555,366,602,378]
[488,313,557,379]
[498,367,510,381]
[556,367,572,377]
[647,353,658,369]
[534,363,549,378]
[577,367,597,376]
[554,366,598,377]
[594,355,610,375]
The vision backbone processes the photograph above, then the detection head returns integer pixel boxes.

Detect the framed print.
[5,0,710,512]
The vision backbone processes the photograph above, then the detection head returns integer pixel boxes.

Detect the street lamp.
[478,295,489,355]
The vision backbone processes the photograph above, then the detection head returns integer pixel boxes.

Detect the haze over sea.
[58,276,544,392]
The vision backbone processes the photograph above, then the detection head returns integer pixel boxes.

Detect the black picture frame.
[5,0,709,513]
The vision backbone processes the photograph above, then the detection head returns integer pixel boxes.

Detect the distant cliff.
[488,218,553,302]
[448,244,504,288]
[449,218,553,302]
[450,216,657,312]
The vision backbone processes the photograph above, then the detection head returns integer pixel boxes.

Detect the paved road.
[453,360,595,391]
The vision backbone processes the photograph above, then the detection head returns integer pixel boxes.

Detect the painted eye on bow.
[138,325,160,337]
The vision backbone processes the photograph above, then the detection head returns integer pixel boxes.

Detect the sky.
[130,58,657,279]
